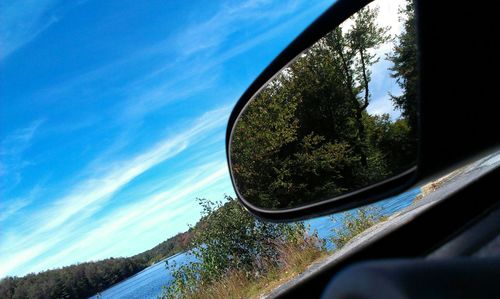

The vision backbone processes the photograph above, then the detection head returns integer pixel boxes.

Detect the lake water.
[91,187,421,299]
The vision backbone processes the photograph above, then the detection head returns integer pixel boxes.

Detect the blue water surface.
[92,187,421,299]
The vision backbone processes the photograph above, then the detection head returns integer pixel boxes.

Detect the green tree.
[163,196,308,298]
[388,0,418,132]
[231,5,399,209]
[328,6,390,167]
[231,77,301,208]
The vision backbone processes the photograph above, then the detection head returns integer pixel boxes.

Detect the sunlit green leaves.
[231,4,416,209]
[162,197,307,298]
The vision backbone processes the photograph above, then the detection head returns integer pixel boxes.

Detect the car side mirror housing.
[226,0,421,221]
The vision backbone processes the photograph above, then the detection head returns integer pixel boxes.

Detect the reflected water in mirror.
[230,0,418,210]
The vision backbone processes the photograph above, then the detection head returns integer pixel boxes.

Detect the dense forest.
[0,228,195,298]
[231,2,417,209]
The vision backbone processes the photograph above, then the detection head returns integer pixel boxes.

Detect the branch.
[359,49,370,110]
[335,43,357,107]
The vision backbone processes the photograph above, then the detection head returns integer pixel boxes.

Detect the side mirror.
[226,0,419,221]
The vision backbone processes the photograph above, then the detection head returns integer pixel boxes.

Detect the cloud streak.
[24,163,229,274]
[0,0,59,60]
[0,120,44,192]
[0,107,229,277]
[0,185,42,222]
[170,0,302,58]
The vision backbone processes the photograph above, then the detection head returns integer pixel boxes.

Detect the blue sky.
[0,0,402,277]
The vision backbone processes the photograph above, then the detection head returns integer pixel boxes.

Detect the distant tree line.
[0,228,196,298]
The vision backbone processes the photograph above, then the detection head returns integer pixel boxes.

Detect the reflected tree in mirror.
[230,0,418,209]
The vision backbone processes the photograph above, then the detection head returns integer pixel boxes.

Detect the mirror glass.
[230,0,418,210]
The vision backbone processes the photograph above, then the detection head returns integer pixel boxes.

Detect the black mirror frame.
[226,0,421,222]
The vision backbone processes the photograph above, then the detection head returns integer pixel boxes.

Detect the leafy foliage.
[388,0,418,133]
[162,196,314,298]
[231,5,417,209]
[330,207,385,249]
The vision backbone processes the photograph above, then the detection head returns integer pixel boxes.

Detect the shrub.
[161,196,309,298]
[330,207,385,249]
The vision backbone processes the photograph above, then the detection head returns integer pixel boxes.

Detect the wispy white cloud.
[116,0,329,121]
[26,163,229,273]
[0,120,44,191]
[0,0,94,60]
[0,242,60,278]
[13,0,326,125]
[44,107,226,231]
[0,198,30,222]
[168,0,291,57]
[0,107,229,277]
[0,185,42,222]
[0,120,44,156]
[0,0,59,60]
[118,0,322,120]
[122,71,220,119]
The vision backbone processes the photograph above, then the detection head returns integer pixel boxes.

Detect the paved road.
[263,150,500,299]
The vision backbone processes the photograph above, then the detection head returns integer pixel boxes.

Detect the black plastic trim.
[274,166,500,298]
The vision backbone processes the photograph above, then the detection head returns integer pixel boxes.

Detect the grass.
[175,237,328,299]
[330,207,386,249]
[169,208,389,299]
[163,164,472,299]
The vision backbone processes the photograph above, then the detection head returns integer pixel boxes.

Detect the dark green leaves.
[162,197,307,298]
[230,3,418,209]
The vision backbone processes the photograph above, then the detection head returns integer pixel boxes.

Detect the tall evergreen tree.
[388,0,418,133]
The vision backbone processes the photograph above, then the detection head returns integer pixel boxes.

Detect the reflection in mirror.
[230,0,418,210]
